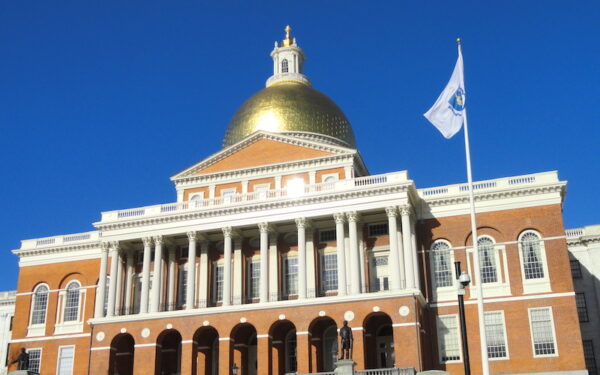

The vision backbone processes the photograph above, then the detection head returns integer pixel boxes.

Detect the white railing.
[356,368,415,375]
[566,228,584,238]
[101,171,410,223]
[419,171,556,199]
[21,231,100,250]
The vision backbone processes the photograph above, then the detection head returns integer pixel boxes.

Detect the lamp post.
[455,261,471,375]
[231,363,238,375]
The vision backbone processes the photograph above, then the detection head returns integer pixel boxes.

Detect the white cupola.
[266,25,311,87]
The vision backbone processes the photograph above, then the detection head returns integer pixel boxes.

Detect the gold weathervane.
[282,25,292,47]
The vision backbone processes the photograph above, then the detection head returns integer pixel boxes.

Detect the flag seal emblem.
[448,87,465,114]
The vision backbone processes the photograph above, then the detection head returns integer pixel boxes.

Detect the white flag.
[424,47,465,139]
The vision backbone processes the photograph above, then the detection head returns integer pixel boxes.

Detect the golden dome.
[223,81,356,148]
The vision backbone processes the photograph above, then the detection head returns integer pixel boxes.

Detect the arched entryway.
[269,320,297,375]
[230,323,257,375]
[155,329,182,375]
[109,333,135,375]
[308,317,338,372]
[193,326,219,375]
[364,312,394,369]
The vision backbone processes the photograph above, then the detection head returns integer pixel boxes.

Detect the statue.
[338,320,353,360]
[11,348,29,370]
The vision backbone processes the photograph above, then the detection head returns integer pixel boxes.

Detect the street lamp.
[455,261,471,375]
[231,363,238,375]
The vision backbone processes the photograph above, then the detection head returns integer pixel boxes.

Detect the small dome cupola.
[266,26,311,87]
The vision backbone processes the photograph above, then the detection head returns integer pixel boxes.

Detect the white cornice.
[13,243,101,263]
[171,131,358,181]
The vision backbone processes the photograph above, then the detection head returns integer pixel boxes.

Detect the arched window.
[31,285,49,325]
[63,281,80,322]
[520,231,545,280]
[282,58,289,73]
[478,237,498,283]
[431,240,453,288]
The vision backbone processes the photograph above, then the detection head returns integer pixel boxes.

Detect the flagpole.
[458,38,490,375]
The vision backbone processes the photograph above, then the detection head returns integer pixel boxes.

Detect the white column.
[222,227,233,307]
[358,224,366,293]
[209,185,216,199]
[233,237,243,305]
[275,176,282,190]
[400,206,415,289]
[114,251,124,315]
[347,212,361,295]
[107,242,119,317]
[296,218,307,299]
[186,232,197,310]
[344,165,353,179]
[150,236,163,312]
[411,216,421,290]
[258,223,270,303]
[308,171,317,185]
[268,229,279,301]
[124,251,134,315]
[306,226,316,298]
[95,243,109,318]
[140,237,152,314]
[386,207,401,291]
[199,240,209,308]
[167,247,176,311]
[334,213,347,296]
[241,180,249,194]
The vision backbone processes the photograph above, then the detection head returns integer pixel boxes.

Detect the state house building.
[7,27,587,375]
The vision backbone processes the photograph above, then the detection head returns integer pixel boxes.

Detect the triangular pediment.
[171,131,356,180]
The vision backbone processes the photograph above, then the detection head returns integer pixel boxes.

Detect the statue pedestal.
[334,359,356,375]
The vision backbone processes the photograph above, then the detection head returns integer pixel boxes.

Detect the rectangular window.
[583,340,598,375]
[248,260,260,300]
[370,254,389,292]
[368,223,389,237]
[214,264,224,302]
[571,259,583,279]
[63,288,80,322]
[437,315,461,362]
[178,267,187,308]
[179,247,189,260]
[27,348,41,374]
[57,346,74,375]
[284,256,298,296]
[576,293,589,322]
[484,311,508,359]
[319,229,336,242]
[136,251,144,264]
[321,253,338,292]
[529,307,557,356]
[133,275,142,314]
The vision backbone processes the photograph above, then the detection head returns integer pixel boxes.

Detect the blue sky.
[1,1,599,291]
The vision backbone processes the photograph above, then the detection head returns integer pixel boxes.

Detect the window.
[27,348,41,373]
[571,259,583,279]
[519,232,545,280]
[133,275,142,314]
[320,252,338,293]
[323,326,338,371]
[179,247,189,260]
[484,311,508,359]
[214,263,224,303]
[248,259,260,300]
[282,58,289,73]
[103,276,110,316]
[529,307,557,356]
[431,241,453,288]
[189,192,204,201]
[221,188,236,203]
[63,282,80,322]
[368,223,389,237]
[478,237,498,283]
[437,315,461,362]
[369,253,389,292]
[284,255,298,296]
[285,330,297,373]
[136,251,144,264]
[576,293,589,322]
[56,346,74,375]
[253,184,270,200]
[322,173,339,183]
[583,340,598,375]
[319,229,336,242]
[178,267,187,308]
[31,285,49,325]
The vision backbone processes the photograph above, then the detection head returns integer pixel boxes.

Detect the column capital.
[399,205,412,217]
[295,217,311,229]
[346,211,360,223]
[109,241,120,253]
[153,235,163,246]
[142,237,153,247]
[258,222,270,234]
[187,231,197,241]
[334,212,346,224]
[222,226,233,238]
[100,242,110,253]
[385,206,398,218]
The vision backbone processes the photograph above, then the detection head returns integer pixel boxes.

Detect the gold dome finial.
[282,25,292,47]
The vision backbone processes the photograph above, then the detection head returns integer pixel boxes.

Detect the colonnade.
[95,205,420,318]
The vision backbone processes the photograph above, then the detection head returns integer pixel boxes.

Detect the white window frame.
[468,235,511,298]
[518,230,551,294]
[189,192,205,201]
[484,310,509,360]
[220,188,237,204]
[429,239,456,301]
[283,252,298,297]
[212,260,224,303]
[252,183,270,200]
[528,306,559,358]
[367,247,390,292]
[55,280,85,334]
[321,173,339,183]
[28,284,49,337]
[56,345,75,375]
[436,314,462,364]
[247,256,261,301]
[26,348,42,374]
[319,248,338,294]
[177,265,187,309]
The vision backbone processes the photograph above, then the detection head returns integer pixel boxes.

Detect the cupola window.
[282,59,289,73]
